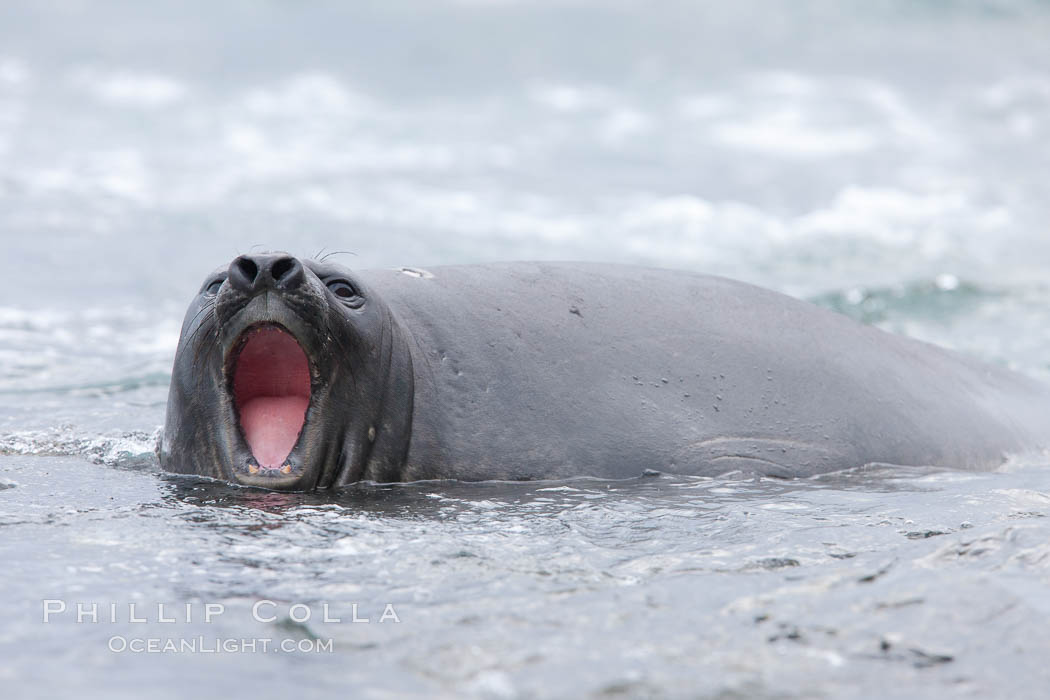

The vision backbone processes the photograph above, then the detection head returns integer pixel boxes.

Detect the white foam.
[616,193,786,262]
[239,73,372,117]
[16,148,153,203]
[0,427,160,466]
[747,71,821,97]
[529,83,612,113]
[70,68,188,107]
[979,76,1050,111]
[797,186,967,246]
[712,108,877,158]
[0,305,180,393]
[677,94,734,119]
[598,108,650,144]
[0,57,29,87]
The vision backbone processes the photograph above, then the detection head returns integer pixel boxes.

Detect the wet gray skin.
[160,254,1050,490]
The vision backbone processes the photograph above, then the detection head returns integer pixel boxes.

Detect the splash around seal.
[161,255,1050,491]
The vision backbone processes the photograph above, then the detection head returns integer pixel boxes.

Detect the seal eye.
[204,278,224,296]
[326,279,363,306]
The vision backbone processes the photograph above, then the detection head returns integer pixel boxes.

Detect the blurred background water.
[2,1,1050,697]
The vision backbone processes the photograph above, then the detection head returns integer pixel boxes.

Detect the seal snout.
[228,253,305,295]
[230,324,311,474]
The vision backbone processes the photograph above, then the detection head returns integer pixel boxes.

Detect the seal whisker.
[183,298,216,333]
[318,250,357,263]
[184,297,215,330]
[323,314,358,390]
[186,303,218,359]
[191,325,218,366]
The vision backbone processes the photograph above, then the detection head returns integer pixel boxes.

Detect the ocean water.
[2,1,1050,697]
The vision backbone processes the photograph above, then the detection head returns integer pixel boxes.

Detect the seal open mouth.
[230,325,311,472]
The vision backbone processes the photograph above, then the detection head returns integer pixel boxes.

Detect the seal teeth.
[280,464,292,475]
[248,463,260,475]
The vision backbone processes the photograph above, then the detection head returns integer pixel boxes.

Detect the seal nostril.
[237,257,259,283]
[228,255,261,292]
[272,257,294,282]
[271,256,303,289]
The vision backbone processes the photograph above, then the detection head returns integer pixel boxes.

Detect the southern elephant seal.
[159,254,1050,490]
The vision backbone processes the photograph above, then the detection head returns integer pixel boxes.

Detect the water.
[3,1,1050,697]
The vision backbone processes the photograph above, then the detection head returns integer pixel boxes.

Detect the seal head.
[160,253,413,490]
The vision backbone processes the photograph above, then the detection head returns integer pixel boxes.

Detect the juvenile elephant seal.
[160,254,1050,490]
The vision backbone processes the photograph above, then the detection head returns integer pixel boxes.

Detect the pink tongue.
[239,396,310,468]
[232,327,311,469]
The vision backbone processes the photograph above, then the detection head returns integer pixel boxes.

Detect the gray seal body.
[160,256,1050,490]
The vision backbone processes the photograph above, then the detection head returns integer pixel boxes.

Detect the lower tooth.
[248,464,259,475]
[280,464,292,474]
